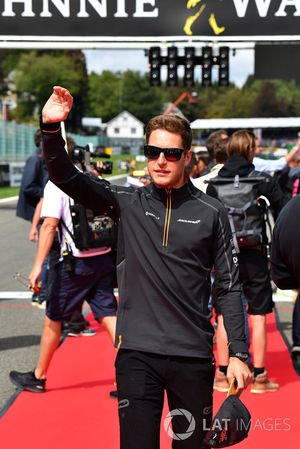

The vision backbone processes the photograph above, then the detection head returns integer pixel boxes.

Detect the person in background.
[207,130,288,394]
[200,129,229,176]
[253,136,299,174]
[192,137,229,193]
[16,129,49,307]
[271,192,300,375]
[9,136,117,393]
[192,136,251,390]
[184,151,198,179]
[16,129,48,222]
[195,152,211,177]
[274,152,300,198]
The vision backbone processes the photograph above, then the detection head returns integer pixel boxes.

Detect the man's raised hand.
[42,86,73,124]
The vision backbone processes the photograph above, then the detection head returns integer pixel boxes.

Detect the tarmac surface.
[0,180,297,416]
[0,197,43,413]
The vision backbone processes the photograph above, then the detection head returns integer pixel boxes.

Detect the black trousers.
[115,349,215,449]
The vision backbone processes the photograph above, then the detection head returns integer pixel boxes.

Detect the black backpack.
[62,201,118,251]
[208,172,270,253]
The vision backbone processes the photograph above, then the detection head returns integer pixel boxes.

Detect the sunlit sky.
[83,48,254,88]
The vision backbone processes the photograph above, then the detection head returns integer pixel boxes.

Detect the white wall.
[106,112,144,138]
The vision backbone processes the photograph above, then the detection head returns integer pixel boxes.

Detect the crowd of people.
[189,128,300,383]
[10,85,300,449]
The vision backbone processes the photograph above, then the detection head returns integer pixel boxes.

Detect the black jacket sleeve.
[271,196,300,290]
[271,241,299,290]
[213,206,248,355]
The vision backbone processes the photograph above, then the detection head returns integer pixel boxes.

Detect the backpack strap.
[227,201,256,215]
[60,217,75,243]
[227,213,240,254]
[207,175,267,184]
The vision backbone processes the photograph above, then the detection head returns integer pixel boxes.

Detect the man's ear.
[184,150,192,166]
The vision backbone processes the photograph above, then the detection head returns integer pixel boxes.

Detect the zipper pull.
[234,174,240,188]
[117,335,122,350]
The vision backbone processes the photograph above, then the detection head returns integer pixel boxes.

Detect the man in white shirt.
[9,177,117,393]
[253,138,299,173]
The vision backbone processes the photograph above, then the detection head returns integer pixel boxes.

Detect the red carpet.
[0,311,299,449]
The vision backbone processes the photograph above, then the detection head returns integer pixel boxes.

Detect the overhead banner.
[0,0,300,43]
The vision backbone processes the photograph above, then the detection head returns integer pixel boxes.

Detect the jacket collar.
[149,179,196,200]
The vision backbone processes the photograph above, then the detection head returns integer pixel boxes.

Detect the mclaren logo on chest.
[177,219,201,224]
[145,211,160,220]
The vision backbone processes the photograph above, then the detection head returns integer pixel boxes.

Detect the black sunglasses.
[144,145,184,162]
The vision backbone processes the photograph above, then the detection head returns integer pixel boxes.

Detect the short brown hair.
[145,115,192,151]
[214,137,229,164]
[227,130,256,162]
[206,129,228,159]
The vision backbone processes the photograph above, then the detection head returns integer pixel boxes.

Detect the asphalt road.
[0,198,44,413]
[0,175,127,414]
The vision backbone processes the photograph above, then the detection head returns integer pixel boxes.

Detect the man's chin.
[152,178,171,189]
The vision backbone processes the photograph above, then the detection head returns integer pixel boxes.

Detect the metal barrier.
[0,121,36,163]
[0,120,107,163]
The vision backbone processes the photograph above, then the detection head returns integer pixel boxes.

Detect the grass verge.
[0,187,19,199]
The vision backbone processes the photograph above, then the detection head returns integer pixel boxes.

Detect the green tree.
[87,70,163,124]
[204,85,254,118]
[251,81,285,117]
[12,51,84,126]
[87,70,120,122]
[272,80,300,116]
[121,70,163,123]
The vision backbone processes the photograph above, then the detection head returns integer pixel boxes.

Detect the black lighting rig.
[147,46,230,87]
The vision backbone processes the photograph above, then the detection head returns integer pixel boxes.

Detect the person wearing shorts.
[207,130,288,394]
[9,179,117,393]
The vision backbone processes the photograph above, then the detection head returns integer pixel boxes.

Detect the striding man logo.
[184,0,225,36]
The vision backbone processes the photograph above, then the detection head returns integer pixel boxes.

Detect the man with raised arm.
[38,86,251,449]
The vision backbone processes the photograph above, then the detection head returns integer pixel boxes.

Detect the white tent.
[190,117,300,130]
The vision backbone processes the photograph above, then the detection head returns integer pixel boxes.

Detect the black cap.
[203,395,251,448]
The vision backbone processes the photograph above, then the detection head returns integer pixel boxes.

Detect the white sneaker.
[68,329,96,337]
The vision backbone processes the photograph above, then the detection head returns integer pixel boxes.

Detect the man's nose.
[157,152,167,164]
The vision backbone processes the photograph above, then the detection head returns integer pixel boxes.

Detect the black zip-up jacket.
[42,128,247,358]
[271,195,300,290]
